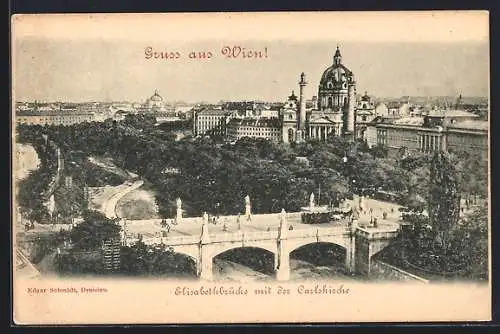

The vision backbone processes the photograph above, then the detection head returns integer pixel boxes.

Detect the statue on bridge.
[201,212,209,242]
[279,208,288,238]
[245,195,252,221]
[175,197,183,224]
[309,192,315,209]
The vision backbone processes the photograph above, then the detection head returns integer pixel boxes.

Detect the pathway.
[102,180,144,219]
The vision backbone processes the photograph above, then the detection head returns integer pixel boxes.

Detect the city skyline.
[14,39,489,104]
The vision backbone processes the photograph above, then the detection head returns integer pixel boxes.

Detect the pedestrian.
[383,212,387,219]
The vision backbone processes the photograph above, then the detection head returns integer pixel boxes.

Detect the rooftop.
[16,109,95,116]
[392,116,424,126]
[197,108,233,116]
[447,120,489,131]
[426,109,479,118]
[228,117,281,128]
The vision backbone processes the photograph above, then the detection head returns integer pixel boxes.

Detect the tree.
[451,205,488,279]
[122,114,157,131]
[449,150,488,200]
[120,240,197,277]
[428,152,461,249]
[70,210,121,251]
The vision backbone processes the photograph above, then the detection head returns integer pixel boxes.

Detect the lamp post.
[215,202,220,220]
[342,154,356,194]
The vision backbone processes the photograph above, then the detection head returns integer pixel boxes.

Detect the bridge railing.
[165,235,201,245]
[285,226,350,238]
[208,230,280,243]
[319,226,351,235]
[132,225,394,247]
[137,235,200,246]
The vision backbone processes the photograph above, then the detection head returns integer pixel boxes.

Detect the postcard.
[11,11,491,324]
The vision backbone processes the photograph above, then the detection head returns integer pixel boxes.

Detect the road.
[213,258,358,282]
[102,180,144,219]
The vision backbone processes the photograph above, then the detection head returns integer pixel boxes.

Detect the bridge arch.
[287,238,347,256]
[211,246,277,279]
[207,242,277,260]
[288,241,348,278]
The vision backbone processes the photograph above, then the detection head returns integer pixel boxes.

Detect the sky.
[12,13,489,103]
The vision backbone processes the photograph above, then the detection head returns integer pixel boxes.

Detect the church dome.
[320,66,352,84]
[149,90,163,102]
[319,47,354,88]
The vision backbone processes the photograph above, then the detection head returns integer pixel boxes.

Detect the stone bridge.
[122,210,400,281]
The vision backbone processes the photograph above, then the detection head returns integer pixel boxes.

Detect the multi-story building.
[374,109,488,159]
[226,117,282,142]
[16,109,96,126]
[193,108,235,137]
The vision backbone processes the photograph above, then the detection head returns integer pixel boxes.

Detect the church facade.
[194,46,359,143]
[281,46,357,143]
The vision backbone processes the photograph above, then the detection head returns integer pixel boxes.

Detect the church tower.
[280,90,299,143]
[316,45,357,139]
